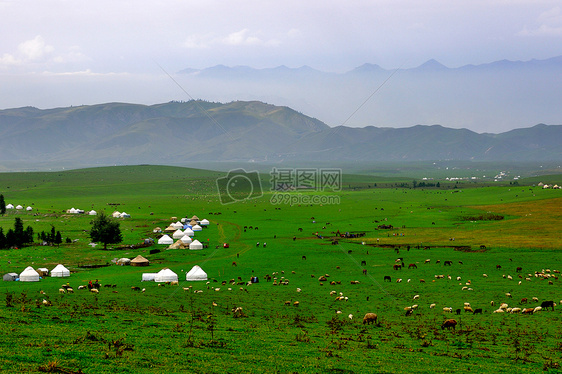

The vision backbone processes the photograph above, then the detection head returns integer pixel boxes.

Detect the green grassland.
[0,165,561,373]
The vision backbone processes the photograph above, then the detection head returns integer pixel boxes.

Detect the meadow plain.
[0,165,561,373]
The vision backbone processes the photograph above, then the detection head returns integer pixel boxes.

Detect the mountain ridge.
[0,101,560,166]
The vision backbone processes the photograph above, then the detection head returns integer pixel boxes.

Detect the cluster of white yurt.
[68,207,85,214]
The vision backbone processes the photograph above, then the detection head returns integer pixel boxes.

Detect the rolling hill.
[0,101,560,167]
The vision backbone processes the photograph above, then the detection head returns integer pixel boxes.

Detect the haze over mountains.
[174,56,562,133]
[0,100,560,169]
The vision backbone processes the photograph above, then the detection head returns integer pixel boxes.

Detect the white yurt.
[19,266,40,282]
[189,239,203,250]
[172,229,184,239]
[157,235,173,245]
[172,222,183,230]
[184,228,195,237]
[154,268,178,282]
[26,206,33,211]
[51,264,71,277]
[116,258,131,266]
[186,265,207,281]
[112,211,121,218]
[200,219,210,226]
[88,210,97,215]
[6,204,14,209]
[142,273,157,281]
[16,205,23,210]
[120,212,131,218]
[192,224,202,232]
[180,235,193,244]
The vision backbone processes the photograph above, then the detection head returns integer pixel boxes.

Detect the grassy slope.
[0,166,560,373]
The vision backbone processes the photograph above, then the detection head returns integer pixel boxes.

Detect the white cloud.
[518,6,562,36]
[18,35,54,60]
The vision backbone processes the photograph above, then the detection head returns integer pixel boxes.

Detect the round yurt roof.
[200,219,210,225]
[16,205,23,210]
[131,255,149,266]
[26,206,33,211]
[180,218,187,223]
[155,268,178,282]
[112,211,121,217]
[191,215,200,221]
[192,224,202,231]
[184,228,194,237]
[6,204,14,209]
[164,225,176,233]
[120,212,130,218]
[172,229,184,239]
[89,210,97,215]
[153,227,162,233]
[169,240,182,249]
[180,235,193,244]
[189,219,198,226]
[51,264,71,277]
[19,266,40,282]
[186,265,207,281]
[173,222,183,229]
[158,234,173,245]
[189,239,203,250]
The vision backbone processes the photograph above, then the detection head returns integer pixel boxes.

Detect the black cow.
[541,300,555,311]
[383,275,391,282]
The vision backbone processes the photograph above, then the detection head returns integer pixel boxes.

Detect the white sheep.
[413,294,419,300]
[58,288,66,294]
[483,274,488,277]
[90,288,99,294]
[443,307,452,313]
[429,303,436,309]
[533,306,542,313]
[348,314,353,320]
[493,309,504,313]
[510,307,521,313]
[500,303,509,309]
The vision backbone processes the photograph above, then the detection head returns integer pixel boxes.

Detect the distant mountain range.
[0,101,560,166]
[174,56,562,133]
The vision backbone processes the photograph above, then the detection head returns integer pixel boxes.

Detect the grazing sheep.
[443,307,453,313]
[293,301,299,307]
[533,306,542,313]
[363,313,378,324]
[42,299,52,306]
[493,309,505,313]
[131,286,141,291]
[350,280,360,285]
[483,274,488,278]
[58,288,66,294]
[66,288,74,293]
[532,297,539,302]
[441,319,457,330]
[90,288,99,294]
[505,293,512,298]
[463,306,473,313]
[522,308,534,314]
[429,303,436,309]
[490,301,495,306]
[520,298,528,304]
[78,285,86,290]
[420,279,425,283]
[500,303,509,310]
[404,306,412,312]
[510,307,522,314]
[413,294,419,300]
[396,279,402,283]
[405,309,414,316]
[284,300,291,306]
[348,314,353,320]
[411,304,418,309]
[141,288,145,293]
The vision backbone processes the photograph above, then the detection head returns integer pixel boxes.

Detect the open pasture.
[0,165,561,373]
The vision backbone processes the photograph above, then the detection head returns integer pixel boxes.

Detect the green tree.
[0,228,5,249]
[0,194,5,215]
[13,218,25,247]
[55,231,62,246]
[89,211,122,250]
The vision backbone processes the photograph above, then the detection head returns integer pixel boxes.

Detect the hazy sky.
[1,0,561,128]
